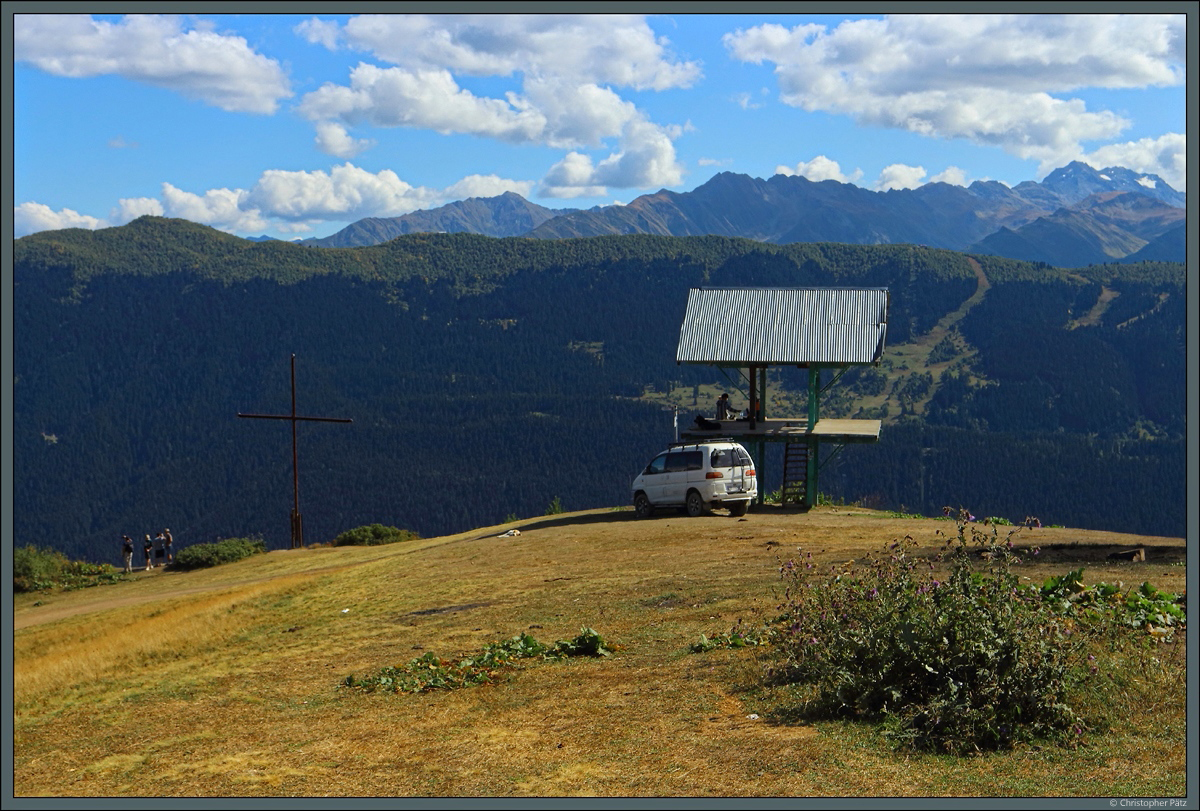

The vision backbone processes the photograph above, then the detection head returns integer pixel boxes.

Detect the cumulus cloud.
[876,164,927,191]
[539,118,683,197]
[161,183,269,233]
[929,166,968,186]
[443,174,535,200]
[14,202,106,236]
[314,121,374,159]
[299,64,550,144]
[111,197,164,224]
[17,164,540,237]
[243,163,435,222]
[775,155,863,184]
[538,152,609,199]
[725,14,1184,176]
[1081,133,1186,192]
[297,14,693,195]
[295,17,341,50]
[14,14,292,114]
[337,14,701,90]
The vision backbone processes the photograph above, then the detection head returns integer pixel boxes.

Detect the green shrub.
[544,496,565,515]
[769,511,1088,753]
[14,545,123,592]
[172,537,266,570]
[332,523,419,547]
[14,545,70,592]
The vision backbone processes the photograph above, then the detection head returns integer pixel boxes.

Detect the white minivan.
[631,439,757,518]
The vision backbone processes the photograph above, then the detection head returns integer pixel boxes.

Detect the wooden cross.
[238,354,352,548]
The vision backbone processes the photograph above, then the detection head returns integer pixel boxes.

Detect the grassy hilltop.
[13,506,1187,798]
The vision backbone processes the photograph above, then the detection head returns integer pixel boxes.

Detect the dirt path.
[1069,285,1120,329]
[15,507,1185,633]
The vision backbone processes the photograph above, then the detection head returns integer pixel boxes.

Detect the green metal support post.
[806,366,820,508]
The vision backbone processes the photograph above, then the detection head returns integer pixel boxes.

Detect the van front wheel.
[634,493,654,519]
[685,490,705,517]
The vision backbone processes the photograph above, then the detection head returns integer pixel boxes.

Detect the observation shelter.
[675,287,888,507]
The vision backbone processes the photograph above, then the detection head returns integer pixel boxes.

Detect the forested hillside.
[13,218,1186,562]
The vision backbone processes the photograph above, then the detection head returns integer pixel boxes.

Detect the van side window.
[665,451,703,472]
[646,455,667,475]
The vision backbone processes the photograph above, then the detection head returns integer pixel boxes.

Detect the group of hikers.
[121,529,174,573]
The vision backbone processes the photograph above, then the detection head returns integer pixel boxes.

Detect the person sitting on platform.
[716,393,732,420]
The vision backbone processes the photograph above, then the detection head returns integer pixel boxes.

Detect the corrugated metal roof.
[676,287,888,365]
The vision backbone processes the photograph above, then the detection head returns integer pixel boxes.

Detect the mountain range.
[297,161,1185,268]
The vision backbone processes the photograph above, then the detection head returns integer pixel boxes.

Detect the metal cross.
[238,354,352,548]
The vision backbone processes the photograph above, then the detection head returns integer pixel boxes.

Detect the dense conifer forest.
[13,218,1186,561]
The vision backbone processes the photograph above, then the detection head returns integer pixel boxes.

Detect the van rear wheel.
[685,490,705,517]
[728,501,748,517]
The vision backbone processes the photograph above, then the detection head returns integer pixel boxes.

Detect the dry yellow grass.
[12,506,1189,798]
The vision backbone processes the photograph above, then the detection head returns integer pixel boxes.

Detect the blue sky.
[11,11,1189,240]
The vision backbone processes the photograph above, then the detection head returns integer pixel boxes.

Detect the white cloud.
[17,164,540,238]
[295,17,341,50]
[876,164,927,191]
[14,202,106,236]
[775,155,863,185]
[111,197,164,224]
[107,135,139,149]
[725,15,1184,174]
[698,157,732,167]
[161,183,268,232]
[243,164,432,222]
[538,152,609,199]
[296,15,692,193]
[1081,133,1186,192]
[339,14,701,90]
[299,64,549,146]
[539,118,684,197]
[14,14,292,114]
[929,166,968,186]
[733,92,762,110]
[313,121,374,159]
[442,174,535,200]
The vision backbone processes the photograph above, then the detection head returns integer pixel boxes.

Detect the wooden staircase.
[781,441,808,506]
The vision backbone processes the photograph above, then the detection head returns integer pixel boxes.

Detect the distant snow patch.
[1099,174,1111,181]
[1136,176,1157,189]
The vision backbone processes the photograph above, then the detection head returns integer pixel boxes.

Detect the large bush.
[172,537,266,570]
[332,523,419,547]
[769,513,1086,753]
[14,544,121,592]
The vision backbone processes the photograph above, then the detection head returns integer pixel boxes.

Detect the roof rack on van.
[668,437,737,448]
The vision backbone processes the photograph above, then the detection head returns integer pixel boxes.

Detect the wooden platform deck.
[680,416,882,443]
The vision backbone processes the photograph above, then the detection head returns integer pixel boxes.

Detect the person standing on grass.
[164,528,174,564]
[122,534,134,573]
[143,534,154,570]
